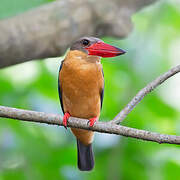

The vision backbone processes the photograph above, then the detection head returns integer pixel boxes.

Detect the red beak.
[85,41,126,58]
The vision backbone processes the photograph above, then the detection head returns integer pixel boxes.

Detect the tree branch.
[0,0,157,68]
[0,104,179,145]
[112,64,180,124]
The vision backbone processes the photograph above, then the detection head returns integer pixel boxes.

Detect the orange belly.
[62,79,101,145]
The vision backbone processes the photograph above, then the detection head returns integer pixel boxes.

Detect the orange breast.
[59,50,104,145]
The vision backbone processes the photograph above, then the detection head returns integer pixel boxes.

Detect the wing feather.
[58,60,64,114]
[100,69,104,110]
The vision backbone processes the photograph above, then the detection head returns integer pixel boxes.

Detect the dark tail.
[77,139,94,171]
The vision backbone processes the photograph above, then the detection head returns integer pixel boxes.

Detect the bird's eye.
[82,39,90,46]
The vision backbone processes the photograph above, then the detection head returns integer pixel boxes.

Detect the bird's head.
[70,37,126,58]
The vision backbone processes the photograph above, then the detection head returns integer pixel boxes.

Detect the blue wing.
[100,69,104,110]
[58,61,64,114]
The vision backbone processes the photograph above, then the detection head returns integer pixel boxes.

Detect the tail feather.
[77,139,94,171]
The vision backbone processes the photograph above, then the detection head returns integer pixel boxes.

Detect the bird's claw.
[63,112,71,129]
[87,117,98,127]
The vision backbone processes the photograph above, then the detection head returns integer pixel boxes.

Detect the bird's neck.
[65,50,101,64]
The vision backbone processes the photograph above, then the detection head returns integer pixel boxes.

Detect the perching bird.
[58,37,125,171]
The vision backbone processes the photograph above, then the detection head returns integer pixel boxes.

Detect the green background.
[0,0,180,179]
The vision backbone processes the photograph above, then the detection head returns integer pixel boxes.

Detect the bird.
[58,37,126,171]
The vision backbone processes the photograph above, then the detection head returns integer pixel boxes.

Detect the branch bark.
[0,0,157,68]
[0,105,180,145]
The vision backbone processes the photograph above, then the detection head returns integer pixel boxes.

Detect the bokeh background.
[0,0,180,179]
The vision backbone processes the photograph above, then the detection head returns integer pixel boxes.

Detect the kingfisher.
[58,37,126,171]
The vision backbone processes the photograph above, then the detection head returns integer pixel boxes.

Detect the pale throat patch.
[87,55,101,63]
[75,53,101,64]
[75,56,83,59]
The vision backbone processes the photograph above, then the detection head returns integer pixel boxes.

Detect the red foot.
[88,116,98,127]
[63,112,71,129]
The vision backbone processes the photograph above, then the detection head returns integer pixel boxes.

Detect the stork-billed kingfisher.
[58,37,126,171]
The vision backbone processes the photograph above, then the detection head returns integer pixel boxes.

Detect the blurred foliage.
[0,0,180,180]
